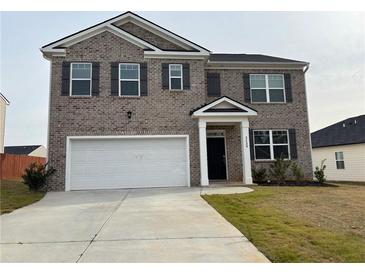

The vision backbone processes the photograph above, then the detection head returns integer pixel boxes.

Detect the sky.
[1,11,364,147]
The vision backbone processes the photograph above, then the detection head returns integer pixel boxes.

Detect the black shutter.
[91,62,100,96]
[243,73,251,102]
[111,62,119,96]
[61,62,70,96]
[183,63,190,90]
[207,73,221,97]
[249,129,254,160]
[162,63,169,89]
[140,62,148,96]
[289,128,298,159]
[284,73,293,102]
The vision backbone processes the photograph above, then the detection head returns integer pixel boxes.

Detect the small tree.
[314,159,327,183]
[291,162,304,182]
[22,162,55,191]
[269,155,291,183]
[252,166,267,183]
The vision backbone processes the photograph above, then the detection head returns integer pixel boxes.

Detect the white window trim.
[70,63,92,96]
[253,129,291,161]
[250,74,286,103]
[335,152,345,170]
[119,63,140,97]
[169,64,183,91]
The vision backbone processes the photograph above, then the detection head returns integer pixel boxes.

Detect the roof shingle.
[209,53,307,64]
[311,115,365,148]
[4,145,42,155]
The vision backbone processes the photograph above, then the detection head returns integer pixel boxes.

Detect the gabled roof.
[209,53,307,65]
[4,145,42,155]
[41,11,210,59]
[191,96,257,117]
[0,92,10,105]
[311,115,365,148]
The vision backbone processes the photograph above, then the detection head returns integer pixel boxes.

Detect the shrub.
[22,162,55,191]
[269,155,291,183]
[314,159,327,183]
[252,166,267,183]
[291,162,304,182]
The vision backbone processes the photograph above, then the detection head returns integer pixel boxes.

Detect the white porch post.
[240,120,253,184]
[199,120,209,186]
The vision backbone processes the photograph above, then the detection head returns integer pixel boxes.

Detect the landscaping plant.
[314,159,327,183]
[291,162,304,182]
[22,162,55,192]
[269,155,291,183]
[252,166,268,183]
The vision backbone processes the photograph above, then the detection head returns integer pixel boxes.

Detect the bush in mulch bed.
[255,180,337,187]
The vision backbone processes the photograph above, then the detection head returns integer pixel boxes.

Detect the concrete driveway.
[0,187,269,263]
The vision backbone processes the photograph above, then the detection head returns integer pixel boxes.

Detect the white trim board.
[41,12,210,59]
[65,135,191,191]
[192,96,258,118]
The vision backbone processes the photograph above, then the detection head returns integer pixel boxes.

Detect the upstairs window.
[169,64,183,90]
[70,63,92,96]
[120,63,140,96]
[250,74,285,103]
[335,152,345,169]
[253,130,290,160]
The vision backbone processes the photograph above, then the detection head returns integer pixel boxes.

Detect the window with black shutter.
[207,73,220,97]
[70,63,92,96]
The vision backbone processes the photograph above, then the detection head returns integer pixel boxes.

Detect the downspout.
[304,63,310,73]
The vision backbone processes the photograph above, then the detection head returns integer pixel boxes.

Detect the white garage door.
[66,136,189,190]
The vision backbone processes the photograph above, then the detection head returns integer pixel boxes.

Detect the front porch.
[191,96,258,187]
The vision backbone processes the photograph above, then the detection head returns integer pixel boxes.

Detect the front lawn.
[0,180,45,214]
[202,183,365,262]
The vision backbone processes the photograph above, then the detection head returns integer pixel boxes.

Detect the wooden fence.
[0,154,46,181]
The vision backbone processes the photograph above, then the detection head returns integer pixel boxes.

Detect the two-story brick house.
[41,12,312,191]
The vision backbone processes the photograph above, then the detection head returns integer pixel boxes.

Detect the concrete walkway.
[0,187,269,263]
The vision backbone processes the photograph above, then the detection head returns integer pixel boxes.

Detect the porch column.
[240,120,253,184]
[199,120,209,186]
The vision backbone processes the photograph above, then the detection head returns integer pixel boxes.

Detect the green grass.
[0,180,45,214]
[203,185,365,262]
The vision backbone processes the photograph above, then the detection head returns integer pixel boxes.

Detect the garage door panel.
[68,137,188,190]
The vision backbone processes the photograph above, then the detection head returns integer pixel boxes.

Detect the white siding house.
[311,115,365,183]
[0,92,10,154]
[312,143,365,182]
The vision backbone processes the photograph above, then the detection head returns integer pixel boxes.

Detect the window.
[70,63,92,96]
[169,64,183,90]
[253,130,290,160]
[335,152,345,169]
[250,74,285,103]
[119,63,140,96]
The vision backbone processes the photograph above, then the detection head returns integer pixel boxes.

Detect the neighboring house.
[0,92,10,154]
[4,145,47,158]
[41,11,313,191]
[311,115,365,182]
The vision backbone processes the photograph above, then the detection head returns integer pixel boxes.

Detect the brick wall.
[47,29,312,191]
[205,69,313,178]
[48,31,206,190]
[118,22,186,50]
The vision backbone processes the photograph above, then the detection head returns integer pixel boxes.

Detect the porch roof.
[190,96,257,118]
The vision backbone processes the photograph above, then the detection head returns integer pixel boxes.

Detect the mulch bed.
[255,181,337,187]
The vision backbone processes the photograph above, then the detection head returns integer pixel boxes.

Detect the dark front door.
[207,137,227,180]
